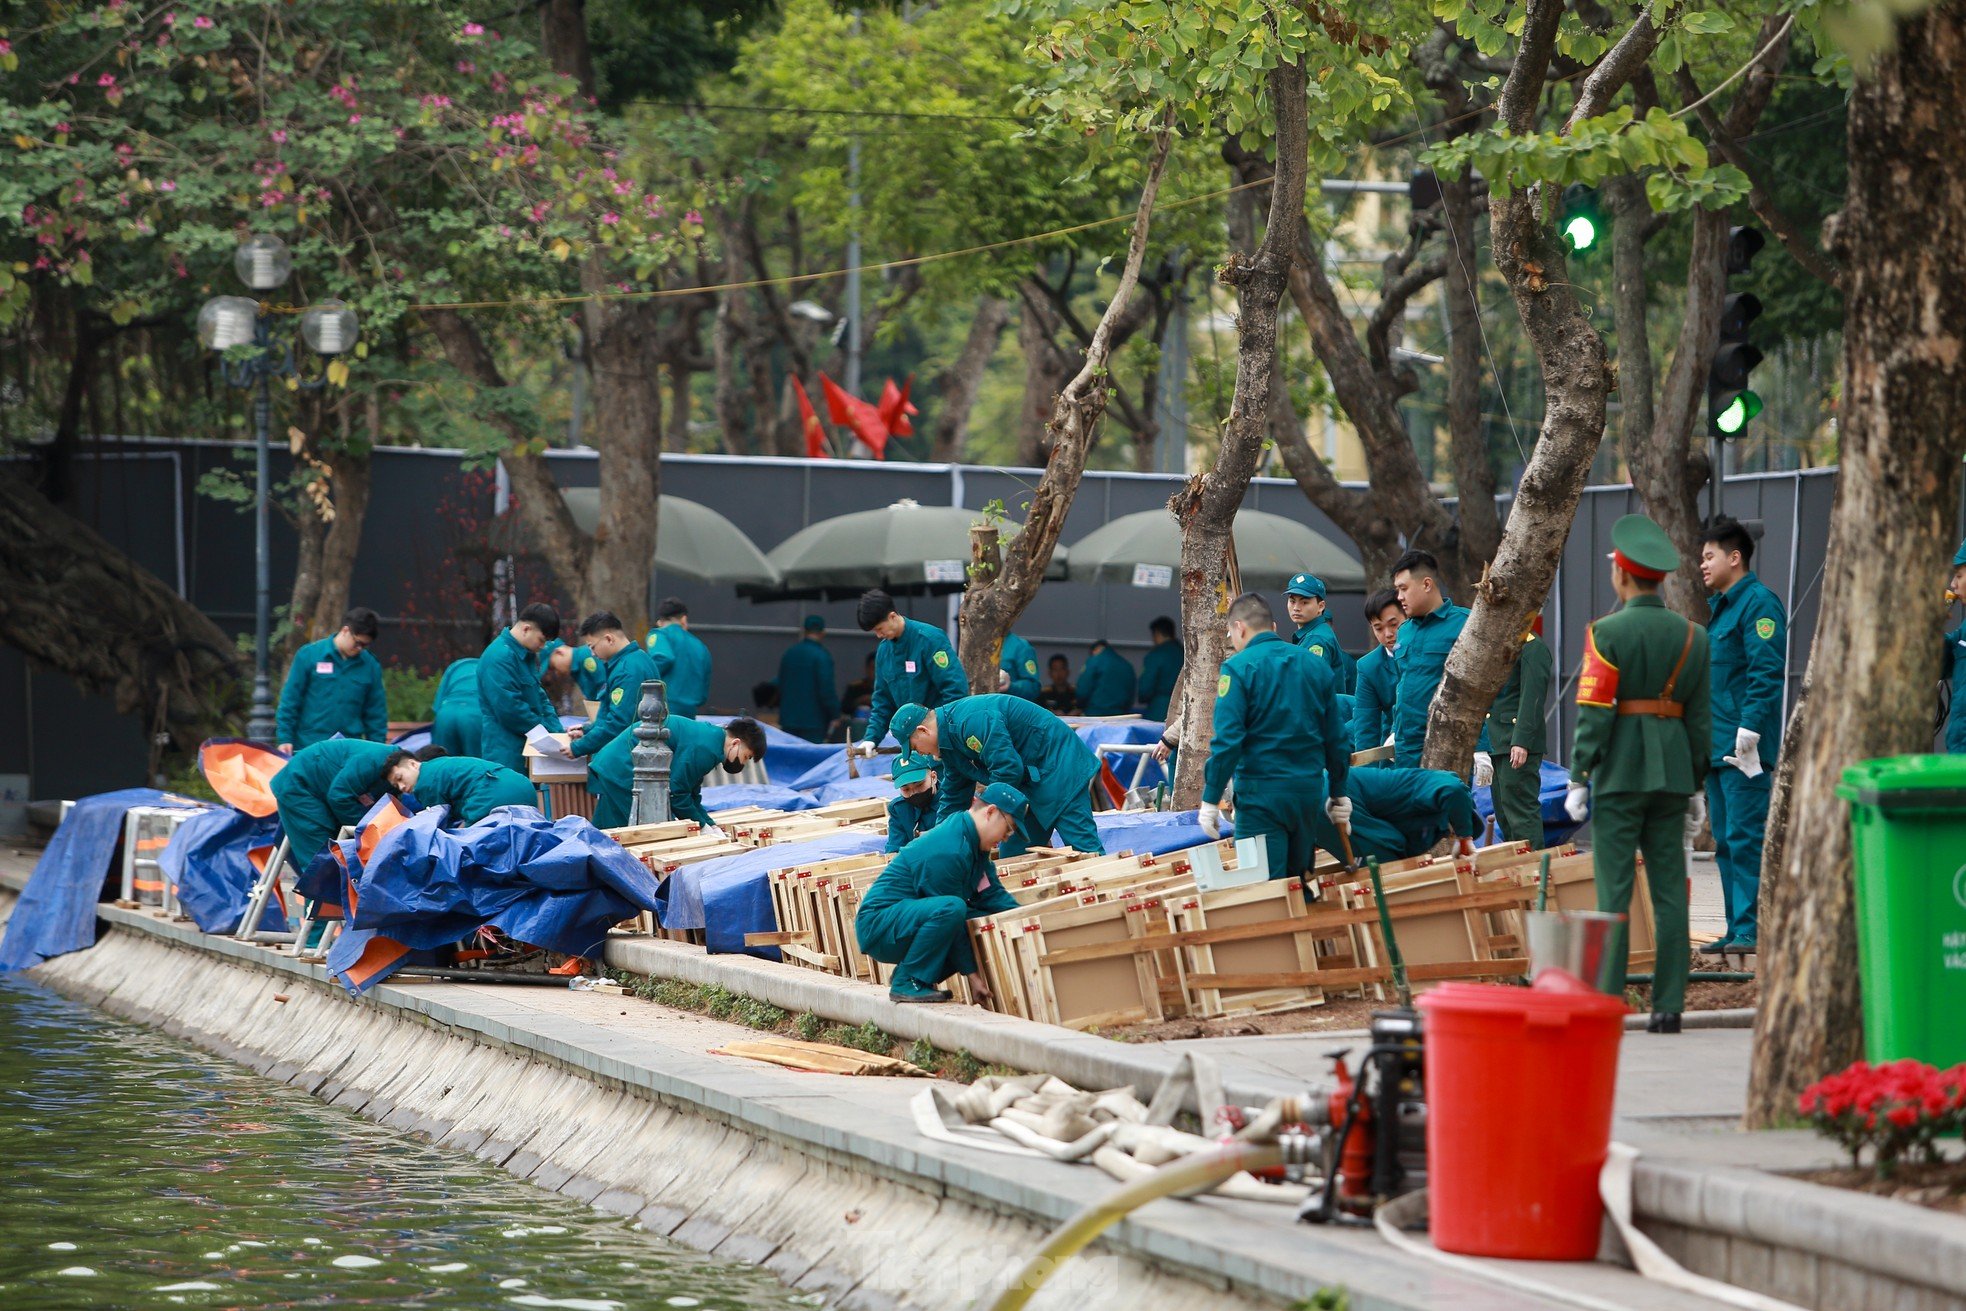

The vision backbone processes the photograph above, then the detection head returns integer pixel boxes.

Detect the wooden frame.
[1169,880,1324,1017]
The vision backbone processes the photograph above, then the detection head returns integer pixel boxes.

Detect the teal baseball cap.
[890,750,933,787]
[1953,538,1966,568]
[890,703,930,746]
[1285,573,1326,600]
[802,614,826,631]
[978,782,1030,818]
[541,638,565,660]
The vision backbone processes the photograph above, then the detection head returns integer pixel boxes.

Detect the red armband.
[1576,625,1619,708]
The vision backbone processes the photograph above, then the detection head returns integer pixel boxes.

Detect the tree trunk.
[1442,171,1501,571]
[1747,0,1966,1127]
[1014,283,1072,467]
[302,444,372,642]
[1167,57,1310,808]
[957,127,1176,690]
[931,295,1010,462]
[580,297,662,627]
[0,470,244,750]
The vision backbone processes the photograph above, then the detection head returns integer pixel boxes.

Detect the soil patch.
[1792,1160,1966,1215]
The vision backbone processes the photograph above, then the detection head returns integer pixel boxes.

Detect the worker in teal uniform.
[569,612,661,788]
[854,782,1026,1004]
[589,713,766,831]
[1698,516,1787,954]
[1351,589,1404,757]
[1075,640,1138,716]
[851,588,968,756]
[1485,610,1554,846]
[269,737,397,869]
[1943,540,1966,752]
[999,631,1042,701]
[428,657,482,758]
[1137,617,1183,722]
[1389,550,1493,782]
[885,751,938,853]
[646,597,713,718]
[476,602,565,774]
[1311,765,1479,864]
[776,616,840,743]
[379,749,537,826]
[275,607,388,751]
[568,641,608,703]
[1567,514,1710,1032]
[1285,573,1356,695]
[897,696,1105,857]
[1199,592,1349,880]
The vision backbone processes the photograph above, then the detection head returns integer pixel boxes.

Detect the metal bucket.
[1524,909,1627,994]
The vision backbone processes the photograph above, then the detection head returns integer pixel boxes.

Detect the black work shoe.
[1697,939,1734,956]
[1647,1011,1682,1034]
[890,987,952,1004]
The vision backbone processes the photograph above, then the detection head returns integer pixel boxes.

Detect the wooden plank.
[742,930,810,947]
[1187,958,1529,989]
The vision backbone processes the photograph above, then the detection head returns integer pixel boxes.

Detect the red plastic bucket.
[1416,973,1628,1259]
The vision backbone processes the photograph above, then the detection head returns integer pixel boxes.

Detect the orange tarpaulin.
[199,739,291,818]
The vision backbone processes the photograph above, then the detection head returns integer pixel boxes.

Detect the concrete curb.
[1623,1008,1756,1031]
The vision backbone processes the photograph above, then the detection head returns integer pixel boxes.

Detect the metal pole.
[247,315,276,741]
[629,679,674,826]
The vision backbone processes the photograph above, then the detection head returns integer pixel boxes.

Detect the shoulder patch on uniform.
[583,656,597,673]
[933,650,950,668]
[1216,673,1231,698]
[610,687,624,705]
[1024,660,1037,675]
[1755,616,1776,640]
[965,735,982,753]
[1310,644,1325,656]
[1576,625,1619,708]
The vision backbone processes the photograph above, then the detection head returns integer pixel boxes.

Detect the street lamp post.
[198,234,360,742]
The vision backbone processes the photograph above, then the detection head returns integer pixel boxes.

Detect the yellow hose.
[980,1141,1287,1311]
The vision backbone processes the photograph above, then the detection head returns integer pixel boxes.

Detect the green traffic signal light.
[1715,390,1763,435]
[1559,183,1602,254]
[1563,213,1598,251]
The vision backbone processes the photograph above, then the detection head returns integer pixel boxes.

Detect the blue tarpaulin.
[1091,808,1220,856]
[1473,759,1582,848]
[0,789,211,971]
[162,807,288,935]
[326,804,662,994]
[657,830,888,959]
[701,783,819,814]
[1069,719,1168,791]
[812,775,901,806]
[704,716,835,786]
[786,748,893,794]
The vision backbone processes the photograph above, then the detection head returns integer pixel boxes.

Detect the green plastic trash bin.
[1837,755,1966,1066]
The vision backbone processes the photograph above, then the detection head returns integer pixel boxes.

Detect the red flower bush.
[1796,1059,1966,1175]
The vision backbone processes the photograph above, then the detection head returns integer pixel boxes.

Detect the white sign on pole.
[923,560,966,583]
[1131,563,1174,589]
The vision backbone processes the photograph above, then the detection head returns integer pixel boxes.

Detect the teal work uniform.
[429,658,482,759]
[269,739,396,869]
[573,642,661,765]
[1312,767,1476,864]
[591,713,728,831]
[1000,632,1042,701]
[886,793,935,854]
[1945,622,1966,752]
[1571,589,1711,1015]
[1138,641,1183,722]
[1390,600,1489,768]
[405,756,537,826]
[477,631,564,774]
[1075,646,1138,717]
[854,811,1017,994]
[1202,631,1349,880]
[570,645,608,702]
[276,636,387,749]
[777,637,840,743]
[1291,614,1357,696]
[1705,571,1786,947]
[647,624,713,718]
[1486,633,1554,845]
[930,695,1104,857]
[1351,643,1399,756]
[865,619,967,745]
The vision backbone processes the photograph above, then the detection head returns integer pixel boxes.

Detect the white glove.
[1472,751,1494,788]
[1724,728,1764,778]
[997,669,1010,691]
[1565,783,1590,822]
[1324,795,1353,825]
[1383,732,1396,749]
[702,825,727,842]
[1198,802,1223,839]
[851,739,878,758]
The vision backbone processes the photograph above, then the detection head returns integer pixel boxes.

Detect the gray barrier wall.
[0,440,1859,797]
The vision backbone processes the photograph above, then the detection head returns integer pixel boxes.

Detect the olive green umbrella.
[486,488,780,588]
[1065,508,1365,591]
[746,499,1068,602]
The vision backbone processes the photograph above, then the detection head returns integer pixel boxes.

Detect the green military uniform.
[406,756,538,826]
[1203,631,1349,880]
[573,643,661,763]
[269,739,396,868]
[777,620,840,742]
[1570,515,1711,1018]
[647,624,713,718]
[1138,640,1183,722]
[1706,569,1787,948]
[477,630,563,774]
[590,713,729,831]
[1000,632,1042,701]
[1391,598,1491,768]
[569,644,608,702]
[885,752,936,854]
[855,795,1022,999]
[1075,645,1138,717]
[1311,766,1475,864]
[429,657,482,758]
[910,696,1104,858]
[1351,642,1399,756]
[1486,629,1553,845]
[1285,574,1356,695]
[865,618,968,745]
[276,635,388,748]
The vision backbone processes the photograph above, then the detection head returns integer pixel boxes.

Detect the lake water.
[0,975,816,1310]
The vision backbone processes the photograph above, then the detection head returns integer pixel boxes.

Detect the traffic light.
[1560,184,1602,253]
[1708,225,1767,438]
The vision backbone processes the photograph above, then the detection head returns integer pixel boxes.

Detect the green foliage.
[946,1048,984,1083]
[1424,106,1751,214]
[792,1010,826,1041]
[160,753,222,804]
[1289,1291,1349,1311]
[383,667,443,720]
[905,1036,938,1070]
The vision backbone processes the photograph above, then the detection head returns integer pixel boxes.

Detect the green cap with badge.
[890,750,933,787]
[978,782,1030,818]
[1952,538,1966,568]
[1284,573,1327,600]
[889,703,929,747]
[1608,513,1679,581]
